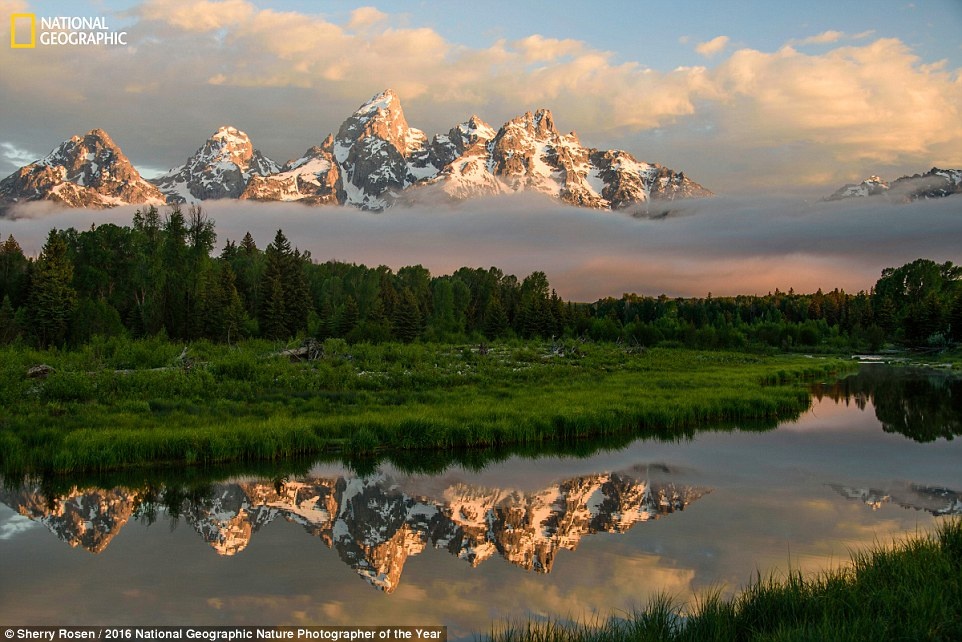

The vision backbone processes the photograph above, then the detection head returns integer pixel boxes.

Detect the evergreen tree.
[219,263,247,343]
[259,230,309,338]
[262,272,287,340]
[0,294,19,344]
[0,234,28,307]
[392,287,422,342]
[130,206,165,336]
[339,296,360,336]
[28,230,77,347]
[483,296,509,339]
[240,231,258,254]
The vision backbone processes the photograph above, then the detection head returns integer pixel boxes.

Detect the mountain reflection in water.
[0,468,707,593]
[829,483,962,515]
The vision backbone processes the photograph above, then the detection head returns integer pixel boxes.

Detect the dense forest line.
[0,205,960,351]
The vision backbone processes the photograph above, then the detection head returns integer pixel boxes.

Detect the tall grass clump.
[484,519,962,642]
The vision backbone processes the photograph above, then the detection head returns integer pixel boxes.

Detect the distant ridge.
[826,167,961,202]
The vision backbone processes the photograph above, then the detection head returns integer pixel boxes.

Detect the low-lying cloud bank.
[2,194,959,301]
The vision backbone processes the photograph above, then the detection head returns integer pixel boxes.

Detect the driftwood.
[278,338,324,362]
[26,364,55,379]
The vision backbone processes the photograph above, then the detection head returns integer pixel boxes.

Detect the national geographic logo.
[10,13,128,48]
[10,13,34,48]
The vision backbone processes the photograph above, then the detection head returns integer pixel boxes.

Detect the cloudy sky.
[1,1,961,300]
[2,0,961,193]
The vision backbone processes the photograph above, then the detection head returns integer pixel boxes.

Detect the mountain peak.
[533,108,556,136]
[359,88,398,110]
[84,128,115,144]
[0,128,164,211]
[210,125,251,145]
[826,167,961,202]
[334,88,429,210]
[151,125,279,203]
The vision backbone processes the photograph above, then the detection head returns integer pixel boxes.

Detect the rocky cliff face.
[151,125,280,203]
[0,129,165,212]
[826,168,962,202]
[330,89,440,210]
[240,135,341,205]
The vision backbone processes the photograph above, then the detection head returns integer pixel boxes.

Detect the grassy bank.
[488,519,962,642]
[0,337,847,474]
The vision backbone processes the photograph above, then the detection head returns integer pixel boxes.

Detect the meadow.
[0,337,846,474]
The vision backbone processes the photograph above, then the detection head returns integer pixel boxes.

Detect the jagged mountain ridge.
[0,89,712,214]
[0,469,709,593]
[826,167,962,202]
[0,129,165,210]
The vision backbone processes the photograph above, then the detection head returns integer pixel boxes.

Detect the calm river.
[1,365,960,639]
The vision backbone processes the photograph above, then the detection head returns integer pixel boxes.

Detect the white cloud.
[347,6,388,31]
[710,39,962,165]
[514,34,585,62]
[695,35,730,57]
[1,142,38,167]
[140,0,255,32]
[1,3,960,193]
[789,30,845,46]
[0,513,39,540]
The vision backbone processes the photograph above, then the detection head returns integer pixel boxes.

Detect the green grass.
[0,337,848,474]
[486,518,962,642]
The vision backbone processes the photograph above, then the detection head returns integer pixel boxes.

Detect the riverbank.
[0,338,847,474]
[487,518,962,641]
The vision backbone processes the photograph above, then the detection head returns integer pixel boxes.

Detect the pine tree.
[0,294,18,344]
[392,287,422,342]
[0,234,28,306]
[240,231,257,255]
[220,263,247,343]
[28,230,77,347]
[339,296,360,336]
[262,273,287,340]
[483,296,509,339]
[258,230,310,339]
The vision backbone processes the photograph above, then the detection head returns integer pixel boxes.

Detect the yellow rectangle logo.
[11,13,36,48]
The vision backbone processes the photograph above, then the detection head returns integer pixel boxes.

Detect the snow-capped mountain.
[330,88,439,210]
[343,91,712,211]
[240,135,341,205]
[0,89,712,215]
[0,129,165,212]
[826,167,962,202]
[0,468,709,592]
[151,125,280,203]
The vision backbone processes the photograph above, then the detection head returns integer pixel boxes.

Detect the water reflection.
[812,365,962,442]
[0,467,708,593]
[829,483,962,515]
